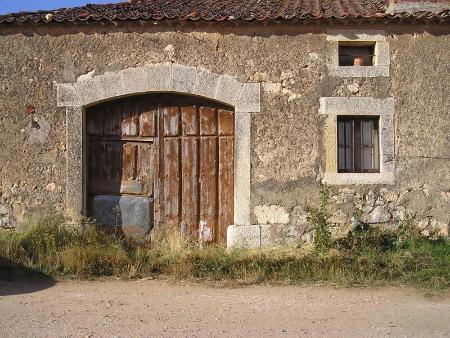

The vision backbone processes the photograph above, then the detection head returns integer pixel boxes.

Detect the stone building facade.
[0,0,449,247]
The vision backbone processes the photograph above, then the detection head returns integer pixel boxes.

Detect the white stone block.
[227,224,261,249]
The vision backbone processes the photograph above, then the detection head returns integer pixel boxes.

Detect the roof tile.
[0,0,448,25]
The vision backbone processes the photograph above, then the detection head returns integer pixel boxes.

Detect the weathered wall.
[0,22,448,240]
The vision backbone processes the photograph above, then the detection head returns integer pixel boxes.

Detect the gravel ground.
[0,278,449,338]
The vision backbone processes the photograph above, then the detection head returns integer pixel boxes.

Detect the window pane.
[373,123,380,171]
[362,120,373,146]
[345,146,353,171]
[338,121,346,146]
[345,121,353,147]
[362,146,373,171]
[338,147,346,171]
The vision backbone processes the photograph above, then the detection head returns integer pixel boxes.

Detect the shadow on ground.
[0,257,55,296]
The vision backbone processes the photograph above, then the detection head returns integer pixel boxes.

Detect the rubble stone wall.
[0,22,448,241]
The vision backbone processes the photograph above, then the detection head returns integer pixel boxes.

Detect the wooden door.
[86,94,234,242]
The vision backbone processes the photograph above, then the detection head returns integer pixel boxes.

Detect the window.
[338,116,380,173]
[338,42,375,66]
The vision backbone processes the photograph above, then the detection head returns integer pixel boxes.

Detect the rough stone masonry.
[0,0,449,247]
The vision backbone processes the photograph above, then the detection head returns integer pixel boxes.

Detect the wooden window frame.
[337,116,380,174]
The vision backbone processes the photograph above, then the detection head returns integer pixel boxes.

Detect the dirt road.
[0,278,449,337]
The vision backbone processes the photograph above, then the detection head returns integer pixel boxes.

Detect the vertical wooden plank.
[199,137,218,240]
[181,106,198,136]
[163,107,180,136]
[200,107,217,136]
[218,109,234,136]
[164,138,180,226]
[140,110,157,137]
[87,110,103,136]
[218,137,234,243]
[103,105,121,136]
[136,143,155,196]
[122,144,136,180]
[122,103,139,136]
[181,138,199,234]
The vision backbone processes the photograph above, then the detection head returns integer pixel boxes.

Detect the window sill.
[323,172,395,185]
[328,65,389,78]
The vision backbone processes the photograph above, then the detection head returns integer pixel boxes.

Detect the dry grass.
[0,214,448,289]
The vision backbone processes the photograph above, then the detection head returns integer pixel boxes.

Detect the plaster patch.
[254,205,290,224]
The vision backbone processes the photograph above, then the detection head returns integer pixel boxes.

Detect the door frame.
[57,63,260,235]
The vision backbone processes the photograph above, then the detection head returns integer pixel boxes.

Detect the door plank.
[181,106,198,136]
[163,107,180,137]
[199,137,218,241]
[136,143,155,196]
[218,109,234,136]
[218,137,234,242]
[122,105,139,136]
[140,110,157,137]
[181,138,199,235]
[200,107,217,136]
[163,138,180,226]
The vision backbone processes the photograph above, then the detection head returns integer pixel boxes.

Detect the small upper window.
[338,116,380,173]
[338,42,375,66]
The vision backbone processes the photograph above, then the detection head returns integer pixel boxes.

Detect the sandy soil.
[0,278,449,338]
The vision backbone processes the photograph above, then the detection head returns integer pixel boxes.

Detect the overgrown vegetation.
[0,208,448,288]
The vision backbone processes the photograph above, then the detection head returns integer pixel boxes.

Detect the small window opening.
[338,42,375,66]
[337,116,380,173]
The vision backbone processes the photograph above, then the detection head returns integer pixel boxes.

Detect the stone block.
[319,97,395,116]
[143,63,173,93]
[234,113,251,226]
[328,66,390,78]
[171,64,198,94]
[120,66,151,95]
[98,71,125,101]
[227,224,261,249]
[236,83,261,113]
[214,75,242,107]
[327,30,386,42]
[260,224,273,247]
[192,69,221,99]
[74,77,106,106]
[56,83,80,107]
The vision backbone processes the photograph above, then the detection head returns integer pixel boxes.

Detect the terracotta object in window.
[353,56,364,66]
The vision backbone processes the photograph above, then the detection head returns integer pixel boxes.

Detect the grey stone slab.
[90,195,153,233]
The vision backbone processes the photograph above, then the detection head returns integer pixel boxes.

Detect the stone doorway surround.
[56,63,261,247]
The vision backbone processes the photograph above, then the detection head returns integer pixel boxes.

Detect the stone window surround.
[56,63,261,240]
[327,30,390,78]
[320,97,395,185]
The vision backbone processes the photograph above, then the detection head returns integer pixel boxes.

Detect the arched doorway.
[86,93,235,242]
